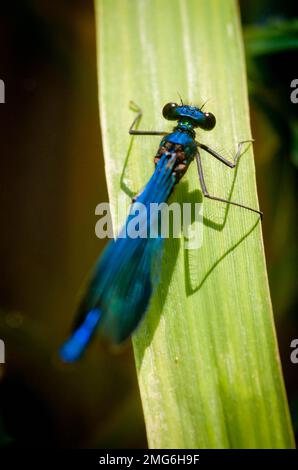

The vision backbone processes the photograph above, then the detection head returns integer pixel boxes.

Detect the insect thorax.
[154,131,197,183]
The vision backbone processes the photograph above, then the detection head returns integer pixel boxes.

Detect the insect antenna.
[177,92,184,106]
[200,99,211,111]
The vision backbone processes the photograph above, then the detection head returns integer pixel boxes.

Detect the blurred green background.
[0,0,297,448]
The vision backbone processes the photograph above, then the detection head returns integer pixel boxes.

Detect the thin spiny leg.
[129,101,168,136]
[195,152,263,218]
[197,140,254,168]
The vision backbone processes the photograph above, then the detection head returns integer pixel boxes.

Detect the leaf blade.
[95,0,295,449]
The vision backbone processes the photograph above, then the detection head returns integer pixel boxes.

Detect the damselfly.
[60,101,262,361]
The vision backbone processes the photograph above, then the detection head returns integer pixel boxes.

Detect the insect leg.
[195,151,263,218]
[129,101,168,136]
[197,140,254,168]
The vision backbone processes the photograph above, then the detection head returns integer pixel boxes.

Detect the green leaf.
[244,19,298,57]
[95,0,295,448]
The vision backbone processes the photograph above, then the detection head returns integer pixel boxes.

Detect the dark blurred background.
[0,0,297,448]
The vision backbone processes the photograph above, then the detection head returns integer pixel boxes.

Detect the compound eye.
[162,102,178,120]
[203,112,216,130]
